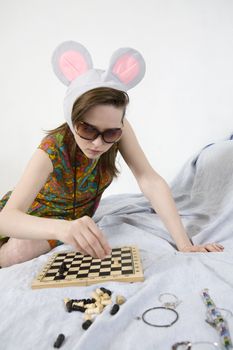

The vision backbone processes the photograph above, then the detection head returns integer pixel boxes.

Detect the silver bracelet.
[172,340,220,349]
[158,292,181,309]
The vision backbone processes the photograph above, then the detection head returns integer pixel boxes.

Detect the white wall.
[1,0,233,198]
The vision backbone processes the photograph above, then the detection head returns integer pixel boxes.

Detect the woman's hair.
[46,87,129,178]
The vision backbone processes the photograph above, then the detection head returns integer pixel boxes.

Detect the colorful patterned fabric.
[0,132,114,246]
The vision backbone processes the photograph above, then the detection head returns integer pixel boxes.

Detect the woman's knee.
[198,140,233,172]
[0,238,51,267]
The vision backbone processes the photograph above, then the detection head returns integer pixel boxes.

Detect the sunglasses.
[76,121,123,144]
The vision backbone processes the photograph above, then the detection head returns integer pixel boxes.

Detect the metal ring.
[142,306,179,327]
[172,341,191,350]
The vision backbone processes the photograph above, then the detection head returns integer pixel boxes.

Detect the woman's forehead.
[83,105,124,127]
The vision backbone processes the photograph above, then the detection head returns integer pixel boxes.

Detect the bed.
[1,139,233,350]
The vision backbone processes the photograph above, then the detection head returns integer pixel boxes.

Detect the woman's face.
[73,104,124,159]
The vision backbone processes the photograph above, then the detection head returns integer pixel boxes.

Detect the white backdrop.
[0,0,233,198]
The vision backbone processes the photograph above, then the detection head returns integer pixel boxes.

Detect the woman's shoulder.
[39,132,66,151]
[37,131,74,170]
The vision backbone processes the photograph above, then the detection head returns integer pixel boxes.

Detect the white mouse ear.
[51,41,93,86]
[105,47,146,90]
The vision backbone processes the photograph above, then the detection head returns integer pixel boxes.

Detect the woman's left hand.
[179,243,224,253]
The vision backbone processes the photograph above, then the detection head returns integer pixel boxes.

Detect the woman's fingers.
[75,232,99,258]
[70,216,111,259]
[78,225,106,259]
[205,244,219,252]
[204,243,224,252]
[211,244,223,252]
[190,243,224,253]
[196,246,208,253]
[190,245,208,252]
[213,243,224,251]
[84,232,109,259]
[82,216,112,256]
[183,246,207,252]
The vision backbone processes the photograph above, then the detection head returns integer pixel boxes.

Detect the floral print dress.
[0,132,113,247]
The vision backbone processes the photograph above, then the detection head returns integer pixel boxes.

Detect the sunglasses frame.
[76,121,123,144]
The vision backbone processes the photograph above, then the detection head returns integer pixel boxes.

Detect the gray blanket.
[0,140,233,350]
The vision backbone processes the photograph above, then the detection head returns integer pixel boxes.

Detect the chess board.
[31,246,144,289]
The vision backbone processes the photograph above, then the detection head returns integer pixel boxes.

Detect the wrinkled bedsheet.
[1,140,233,350]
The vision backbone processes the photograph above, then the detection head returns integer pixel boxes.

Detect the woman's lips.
[88,149,102,154]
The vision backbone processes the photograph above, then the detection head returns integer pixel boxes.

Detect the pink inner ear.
[59,50,89,82]
[112,54,140,84]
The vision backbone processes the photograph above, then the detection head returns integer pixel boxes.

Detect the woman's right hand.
[61,216,112,260]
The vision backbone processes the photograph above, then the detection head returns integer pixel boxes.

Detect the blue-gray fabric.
[0,139,233,350]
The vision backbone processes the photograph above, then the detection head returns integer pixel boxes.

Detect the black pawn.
[53,333,65,348]
[110,304,120,315]
[82,320,92,330]
[66,300,73,313]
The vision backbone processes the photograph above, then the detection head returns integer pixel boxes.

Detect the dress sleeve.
[38,135,58,167]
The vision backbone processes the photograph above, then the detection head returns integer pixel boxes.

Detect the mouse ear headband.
[51,41,146,133]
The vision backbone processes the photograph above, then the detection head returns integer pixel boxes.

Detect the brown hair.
[46,87,129,178]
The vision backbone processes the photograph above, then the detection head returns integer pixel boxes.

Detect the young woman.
[0,42,223,267]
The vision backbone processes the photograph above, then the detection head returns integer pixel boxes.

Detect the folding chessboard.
[31,246,144,289]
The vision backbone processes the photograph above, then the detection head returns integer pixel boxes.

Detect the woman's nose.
[91,135,104,147]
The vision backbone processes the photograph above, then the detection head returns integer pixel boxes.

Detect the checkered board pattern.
[31,246,144,289]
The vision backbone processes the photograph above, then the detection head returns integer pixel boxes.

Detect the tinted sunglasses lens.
[103,129,122,143]
[77,123,98,140]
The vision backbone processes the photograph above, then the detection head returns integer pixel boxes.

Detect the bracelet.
[172,340,220,350]
[142,306,179,328]
[158,292,181,309]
